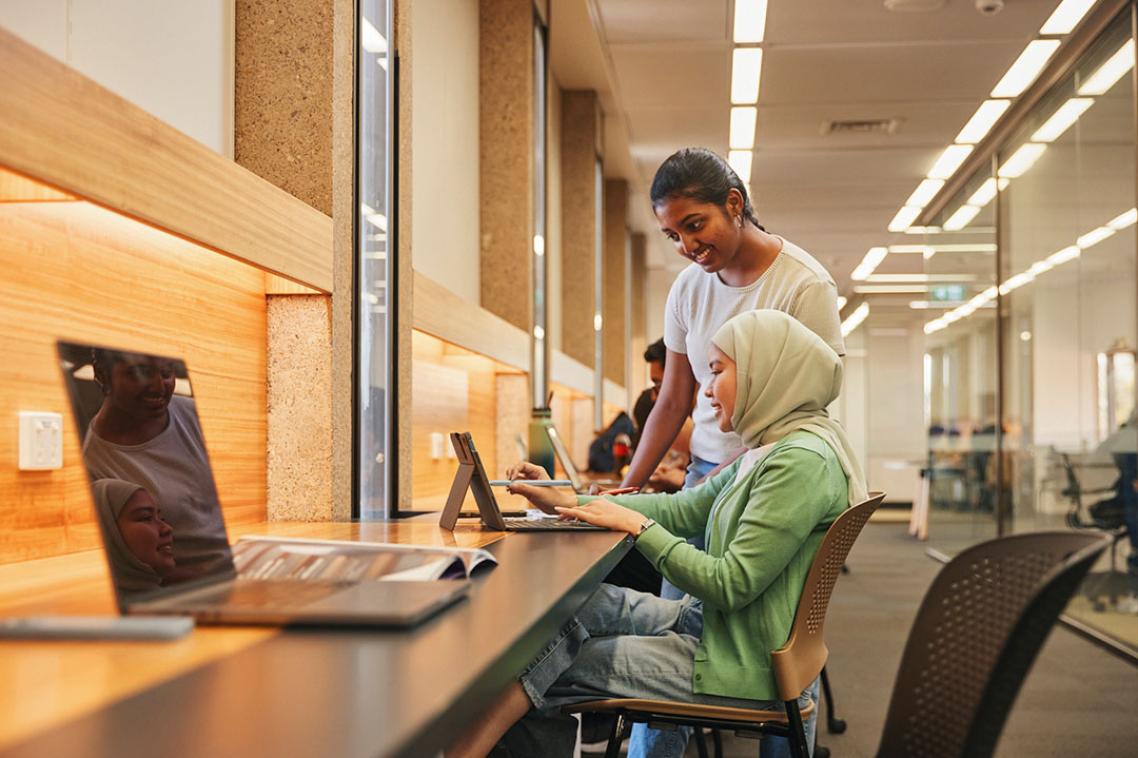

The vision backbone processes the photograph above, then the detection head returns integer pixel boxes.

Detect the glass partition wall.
[924,6,1138,655]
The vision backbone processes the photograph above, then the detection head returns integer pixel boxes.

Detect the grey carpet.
[686,523,1138,757]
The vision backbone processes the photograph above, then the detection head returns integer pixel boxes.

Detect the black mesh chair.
[876,531,1111,758]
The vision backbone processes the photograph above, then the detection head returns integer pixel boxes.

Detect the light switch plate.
[18,411,63,471]
[429,432,445,461]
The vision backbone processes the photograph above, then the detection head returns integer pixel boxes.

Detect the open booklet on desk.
[233,536,498,582]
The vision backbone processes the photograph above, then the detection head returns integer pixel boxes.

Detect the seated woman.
[446,310,868,758]
[92,478,178,594]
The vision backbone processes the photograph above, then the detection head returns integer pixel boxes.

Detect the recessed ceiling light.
[991,40,1061,98]
[730,107,758,149]
[836,296,848,311]
[733,0,769,43]
[1108,208,1138,230]
[927,145,974,180]
[731,48,763,105]
[966,177,1010,208]
[1077,225,1115,249]
[851,246,888,280]
[998,143,1047,178]
[888,206,922,233]
[865,274,976,283]
[942,204,982,231]
[905,179,945,208]
[728,150,753,183]
[854,285,931,294]
[1077,39,1136,96]
[1031,97,1094,143]
[1040,0,1097,35]
[955,100,1011,144]
[840,302,869,338]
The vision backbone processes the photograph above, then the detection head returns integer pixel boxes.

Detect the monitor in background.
[545,425,583,491]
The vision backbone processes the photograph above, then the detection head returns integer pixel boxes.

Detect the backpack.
[587,412,636,473]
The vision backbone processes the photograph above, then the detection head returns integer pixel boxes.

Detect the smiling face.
[705,344,738,433]
[654,190,746,274]
[115,489,176,577]
[104,357,177,421]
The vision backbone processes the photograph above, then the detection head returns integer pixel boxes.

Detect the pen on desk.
[489,479,574,487]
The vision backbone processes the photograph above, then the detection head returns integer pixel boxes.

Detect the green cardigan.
[580,430,848,702]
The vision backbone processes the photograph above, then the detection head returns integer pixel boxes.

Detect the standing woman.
[625,148,844,555]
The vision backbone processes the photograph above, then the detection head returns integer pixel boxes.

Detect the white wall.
[865,321,926,502]
[0,0,234,157]
[409,0,481,304]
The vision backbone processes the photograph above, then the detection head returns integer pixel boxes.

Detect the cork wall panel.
[603,179,628,385]
[0,199,267,565]
[559,90,600,368]
[235,0,334,215]
[266,296,332,520]
[479,0,533,332]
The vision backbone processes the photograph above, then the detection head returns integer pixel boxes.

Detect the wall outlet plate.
[18,411,63,471]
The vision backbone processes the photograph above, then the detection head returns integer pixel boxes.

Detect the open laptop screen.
[57,341,236,607]
[544,425,582,491]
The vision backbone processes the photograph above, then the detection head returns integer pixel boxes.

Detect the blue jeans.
[634,453,818,758]
[506,584,818,757]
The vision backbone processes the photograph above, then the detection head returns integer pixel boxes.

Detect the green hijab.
[711,310,868,506]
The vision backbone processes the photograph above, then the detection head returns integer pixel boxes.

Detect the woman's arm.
[622,349,696,488]
[635,447,844,612]
[575,462,740,538]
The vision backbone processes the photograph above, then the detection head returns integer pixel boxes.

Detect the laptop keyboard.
[504,518,605,531]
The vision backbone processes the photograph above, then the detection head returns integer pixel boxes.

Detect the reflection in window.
[358,0,392,519]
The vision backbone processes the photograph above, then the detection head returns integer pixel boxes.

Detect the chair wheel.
[828,718,847,735]
[815,746,832,758]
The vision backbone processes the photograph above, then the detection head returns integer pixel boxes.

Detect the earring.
[736,216,743,228]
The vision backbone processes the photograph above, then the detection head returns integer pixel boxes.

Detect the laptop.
[545,424,619,493]
[438,432,605,532]
[57,340,469,628]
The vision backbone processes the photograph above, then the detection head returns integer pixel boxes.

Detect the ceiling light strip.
[924,208,1135,335]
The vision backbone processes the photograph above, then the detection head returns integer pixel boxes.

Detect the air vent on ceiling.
[822,118,901,136]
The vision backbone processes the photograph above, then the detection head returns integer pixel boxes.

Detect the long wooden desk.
[0,517,630,757]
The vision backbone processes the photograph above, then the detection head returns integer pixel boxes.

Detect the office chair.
[876,530,1110,757]
[564,493,887,758]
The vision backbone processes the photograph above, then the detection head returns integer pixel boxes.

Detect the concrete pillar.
[603,179,628,386]
[479,0,534,332]
[234,0,354,520]
[559,90,601,368]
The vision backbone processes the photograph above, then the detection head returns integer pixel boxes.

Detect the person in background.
[445,310,867,758]
[633,339,691,494]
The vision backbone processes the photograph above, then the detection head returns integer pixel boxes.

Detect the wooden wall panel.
[0,200,267,565]
[409,331,529,514]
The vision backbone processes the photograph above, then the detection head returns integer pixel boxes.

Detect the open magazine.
[232,536,497,582]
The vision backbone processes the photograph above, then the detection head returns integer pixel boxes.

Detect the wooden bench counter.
[0,517,630,757]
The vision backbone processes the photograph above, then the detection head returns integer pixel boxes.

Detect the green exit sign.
[930,285,966,302]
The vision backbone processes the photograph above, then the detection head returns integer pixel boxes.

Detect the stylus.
[488,480,574,487]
